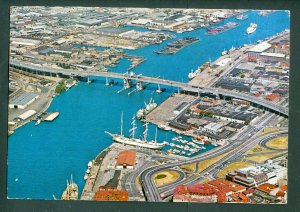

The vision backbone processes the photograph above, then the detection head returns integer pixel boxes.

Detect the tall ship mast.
[61,175,78,200]
[105,113,165,150]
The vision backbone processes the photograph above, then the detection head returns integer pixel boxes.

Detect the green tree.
[55,81,66,94]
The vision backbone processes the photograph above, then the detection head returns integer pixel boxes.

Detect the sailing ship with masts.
[105,113,165,150]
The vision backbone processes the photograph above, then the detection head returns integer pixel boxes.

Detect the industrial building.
[9,92,39,109]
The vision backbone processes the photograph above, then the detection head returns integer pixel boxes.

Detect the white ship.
[188,68,201,80]
[136,98,157,120]
[105,113,165,150]
[247,23,257,34]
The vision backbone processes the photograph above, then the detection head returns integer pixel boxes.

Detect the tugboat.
[61,175,78,200]
[156,84,166,93]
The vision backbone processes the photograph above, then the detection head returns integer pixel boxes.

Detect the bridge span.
[10,60,288,117]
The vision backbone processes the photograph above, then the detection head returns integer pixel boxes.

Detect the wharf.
[80,142,183,201]
[146,93,197,128]
[188,45,252,87]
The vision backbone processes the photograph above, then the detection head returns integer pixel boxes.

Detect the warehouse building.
[115,150,136,169]
[15,110,37,122]
[9,93,39,109]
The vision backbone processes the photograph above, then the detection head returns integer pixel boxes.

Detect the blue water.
[8,10,289,200]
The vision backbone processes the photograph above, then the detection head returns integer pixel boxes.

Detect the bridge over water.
[10,60,288,117]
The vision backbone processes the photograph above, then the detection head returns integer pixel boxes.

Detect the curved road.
[259,133,288,151]
[141,128,287,201]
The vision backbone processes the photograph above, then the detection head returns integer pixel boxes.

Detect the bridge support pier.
[136,81,145,91]
[123,78,132,89]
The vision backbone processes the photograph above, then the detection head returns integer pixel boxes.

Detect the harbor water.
[7,10,289,200]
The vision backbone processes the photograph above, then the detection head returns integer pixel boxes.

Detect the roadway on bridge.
[10,60,288,116]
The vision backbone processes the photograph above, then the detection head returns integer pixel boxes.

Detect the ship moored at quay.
[105,113,165,150]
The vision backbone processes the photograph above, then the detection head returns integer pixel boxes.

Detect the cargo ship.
[136,98,157,120]
[246,23,257,34]
[61,175,78,200]
[206,22,240,35]
[188,67,202,80]
[105,113,165,150]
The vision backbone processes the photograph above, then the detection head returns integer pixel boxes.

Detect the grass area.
[180,163,196,172]
[244,144,273,155]
[247,153,283,163]
[266,136,288,150]
[217,161,252,178]
[155,174,167,180]
[153,171,180,187]
[197,151,232,172]
[260,127,278,135]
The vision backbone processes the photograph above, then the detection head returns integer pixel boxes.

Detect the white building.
[203,122,225,134]
[16,110,37,121]
[9,93,39,109]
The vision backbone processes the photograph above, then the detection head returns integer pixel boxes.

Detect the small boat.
[86,169,90,174]
[156,84,166,93]
[88,161,93,168]
[35,119,41,126]
[84,174,88,180]
[222,50,228,56]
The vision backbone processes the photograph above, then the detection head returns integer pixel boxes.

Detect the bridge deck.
[10,60,288,116]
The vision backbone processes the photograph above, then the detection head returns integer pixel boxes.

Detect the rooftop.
[248,41,271,53]
[260,52,286,58]
[93,186,128,201]
[116,150,136,167]
[9,92,39,106]
[95,26,130,35]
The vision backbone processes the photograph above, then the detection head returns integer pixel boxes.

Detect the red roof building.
[115,150,136,169]
[257,183,278,194]
[265,93,281,102]
[173,179,246,203]
[93,186,128,201]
